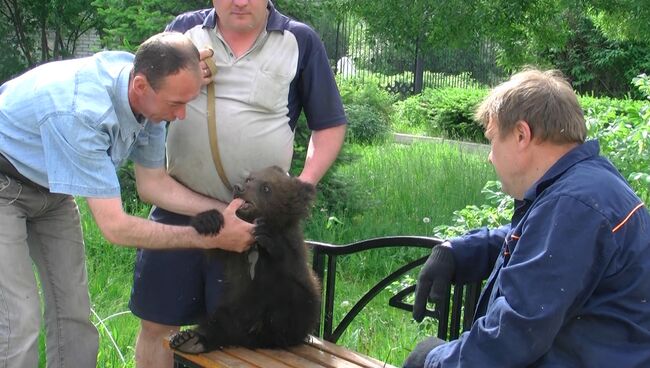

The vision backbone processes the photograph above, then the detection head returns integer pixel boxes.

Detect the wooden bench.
[168,335,397,368]
[170,236,481,367]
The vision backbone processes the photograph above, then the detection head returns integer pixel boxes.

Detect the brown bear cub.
[169,166,322,353]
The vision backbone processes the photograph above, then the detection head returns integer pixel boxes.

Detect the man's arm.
[450,224,510,283]
[86,196,253,251]
[134,164,226,216]
[298,124,346,185]
[424,198,608,367]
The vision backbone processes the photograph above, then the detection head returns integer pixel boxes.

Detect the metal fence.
[313,13,506,96]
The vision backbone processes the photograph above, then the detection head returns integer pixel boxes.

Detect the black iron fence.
[313,13,506,96]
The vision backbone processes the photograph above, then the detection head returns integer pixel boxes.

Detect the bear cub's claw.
[170,330,209,354]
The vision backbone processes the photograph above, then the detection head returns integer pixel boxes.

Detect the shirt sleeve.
[293,25,347,130]
[450,225,510,283]
[426,196,612,367]
[40,113,121,197]
[128,122,166,168]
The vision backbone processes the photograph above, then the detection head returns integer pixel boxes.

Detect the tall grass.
[40,141,495,367]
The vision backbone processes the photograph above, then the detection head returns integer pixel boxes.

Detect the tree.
[589,0,650,42]
[92,0,206,51]
[0,0,99,70]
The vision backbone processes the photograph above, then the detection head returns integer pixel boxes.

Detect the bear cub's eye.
[262,184,271,193]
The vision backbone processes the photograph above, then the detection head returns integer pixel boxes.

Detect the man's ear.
[131,74,149,95]
[514,120,533,147]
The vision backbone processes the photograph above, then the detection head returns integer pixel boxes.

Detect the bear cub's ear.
[190,209,224,235]
[297,179,316,205]
[291,178,316,217]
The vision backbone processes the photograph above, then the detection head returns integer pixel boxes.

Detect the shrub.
[337,75,395,145]
[337,75,395,118]
[391,87,488,143]
[584,75,650,202]
[344,104,391,144]
[434,181,513,239]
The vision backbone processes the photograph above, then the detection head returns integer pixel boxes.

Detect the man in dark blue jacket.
[406,69,650,367]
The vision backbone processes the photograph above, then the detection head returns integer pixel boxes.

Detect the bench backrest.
[307,236,482,342]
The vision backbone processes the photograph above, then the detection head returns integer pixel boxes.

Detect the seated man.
[406,69,650,367]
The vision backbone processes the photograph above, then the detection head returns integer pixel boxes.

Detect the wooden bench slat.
[222,347,295,368]
[256,348,327,368]
[175,348,257,368]
[305,336,397,368]
[287,343,366,368]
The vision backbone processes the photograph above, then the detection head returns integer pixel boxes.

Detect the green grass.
[37,140,495,367]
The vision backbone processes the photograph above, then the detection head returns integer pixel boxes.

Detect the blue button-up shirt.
[0,51,165,197]
[429,141,650,367]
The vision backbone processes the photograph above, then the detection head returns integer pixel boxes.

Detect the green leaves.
[586,75,650,201]
[92,0,205,51]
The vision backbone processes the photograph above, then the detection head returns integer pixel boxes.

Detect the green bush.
[344,104,391,144]
[584,75,650,202]
[337,75,395,117]
[337,75,395,145]
[392,87,488,143]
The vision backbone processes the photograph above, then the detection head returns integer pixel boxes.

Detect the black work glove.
[412,243,455,322]
[403,336,446,368]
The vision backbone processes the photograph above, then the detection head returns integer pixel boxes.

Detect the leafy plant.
[585,74,650,202]
[92,0,206,50]
[391,87,488,142]
[344,104,391,144]
[434,181,512,239]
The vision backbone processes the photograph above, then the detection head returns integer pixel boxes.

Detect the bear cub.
[170,166,322,353]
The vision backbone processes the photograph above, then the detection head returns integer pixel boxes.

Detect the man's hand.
[402,336,446,368]
[205,199,254,252]
[412,242,456,322]
[198,47,215,86]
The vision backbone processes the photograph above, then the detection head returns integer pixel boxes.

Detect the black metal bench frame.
[307,236,482,343]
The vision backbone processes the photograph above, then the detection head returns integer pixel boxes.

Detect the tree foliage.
[2,0,649,95]
[589,0,650,42]
[325,0,649,96]
[92,0,206,51]
[0,0,99,80]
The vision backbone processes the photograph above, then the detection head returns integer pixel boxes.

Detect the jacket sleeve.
[450,224,509,283]
[427,196,612,367]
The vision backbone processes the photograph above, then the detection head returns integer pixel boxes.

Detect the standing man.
[0,32,253,368]
[405,69,650,367]
[129,1,347,366]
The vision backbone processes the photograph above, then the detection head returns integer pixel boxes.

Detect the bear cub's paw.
[169,330,210,354]
[190,209,224,235]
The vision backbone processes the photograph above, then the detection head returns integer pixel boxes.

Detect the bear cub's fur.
[169,166,321,353]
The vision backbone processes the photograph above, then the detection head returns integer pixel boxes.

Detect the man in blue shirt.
[406,69,650,367]
[0,32,253,367]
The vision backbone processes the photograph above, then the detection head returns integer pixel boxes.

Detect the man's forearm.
[299,124,346,185]
[86,197,253,252]
[134,164,227,216]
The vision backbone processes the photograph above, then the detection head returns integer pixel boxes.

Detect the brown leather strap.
[204,51,233,192]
